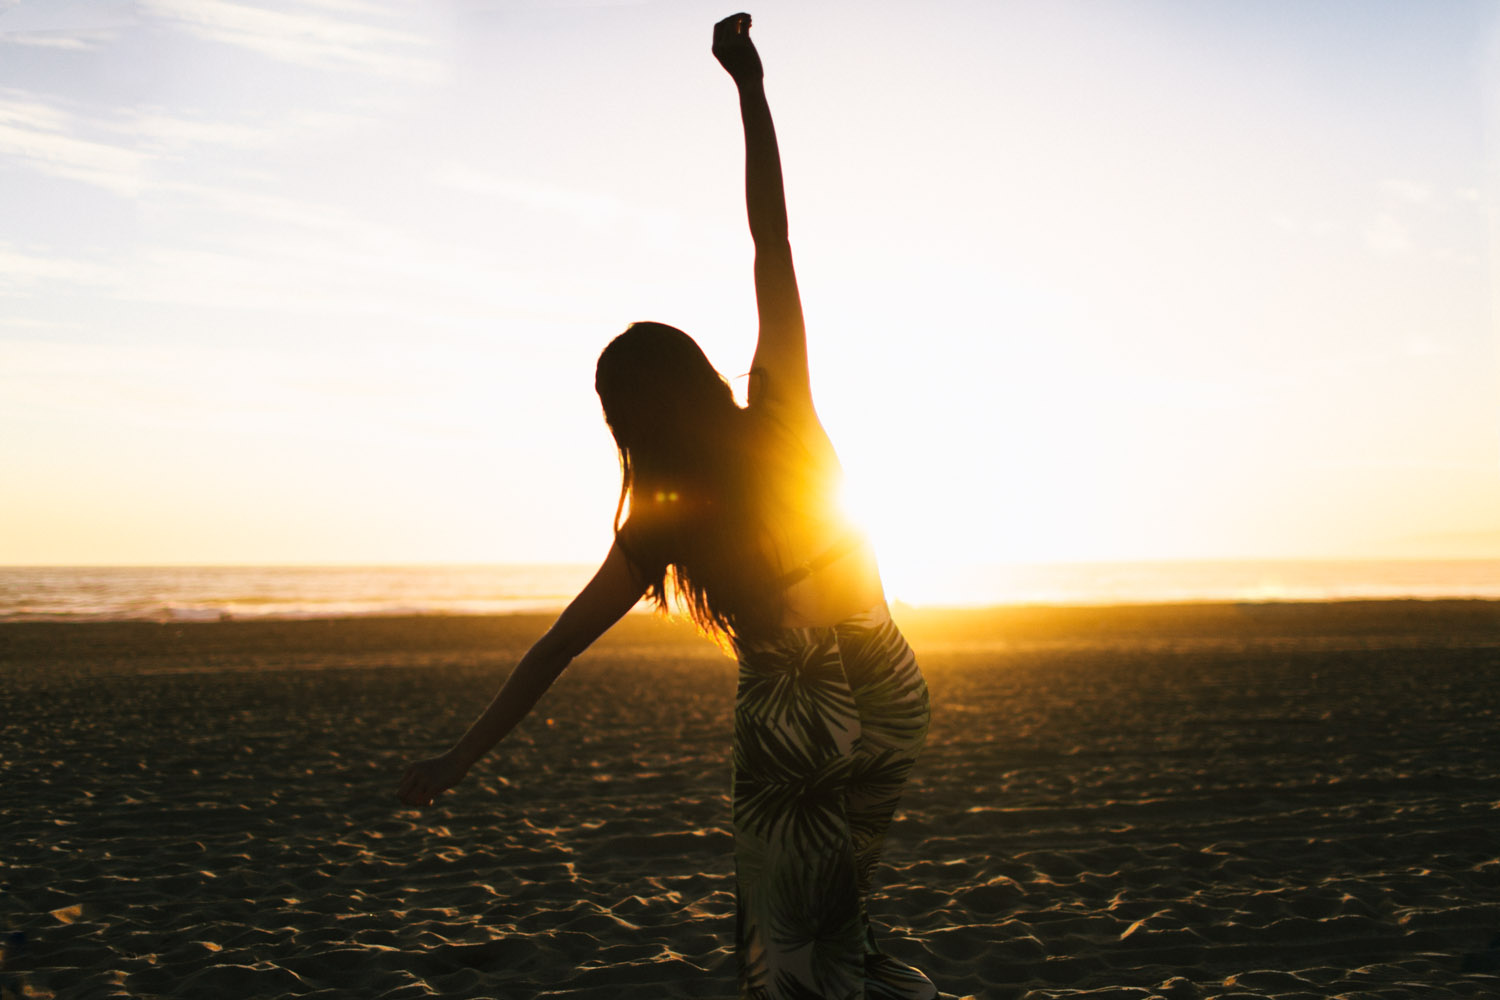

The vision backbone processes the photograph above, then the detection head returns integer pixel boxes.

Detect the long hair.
[595,322,806,642]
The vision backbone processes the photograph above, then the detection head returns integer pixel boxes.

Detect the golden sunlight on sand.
[5,601,1499,998]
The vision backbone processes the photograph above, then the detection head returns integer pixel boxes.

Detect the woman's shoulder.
[746,396,840,478]
[747,364,815,419]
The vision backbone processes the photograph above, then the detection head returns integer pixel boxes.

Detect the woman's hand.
[713,12,763,84]
[397,751,470,808]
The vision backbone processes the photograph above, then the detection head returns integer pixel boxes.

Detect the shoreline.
[3,598,1497,668]
[8,558,1500,627]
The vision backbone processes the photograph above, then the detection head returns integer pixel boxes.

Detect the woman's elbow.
[753,237,793,261]
[535,624,587,666]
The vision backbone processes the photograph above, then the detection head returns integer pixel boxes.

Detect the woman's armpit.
[747,366,819,424]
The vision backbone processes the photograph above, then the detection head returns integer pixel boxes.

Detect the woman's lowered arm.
[397,542,646,807]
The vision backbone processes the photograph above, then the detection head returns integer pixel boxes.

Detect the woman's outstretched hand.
[397,751,469,808]
[713,12,763,84]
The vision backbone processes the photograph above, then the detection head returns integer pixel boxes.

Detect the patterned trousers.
[731,603,935,1000]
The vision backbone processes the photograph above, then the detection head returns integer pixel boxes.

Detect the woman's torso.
[751,401,886,629]
[777,540,885,628]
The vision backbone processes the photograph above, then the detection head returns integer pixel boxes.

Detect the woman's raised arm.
[713,13,809,413]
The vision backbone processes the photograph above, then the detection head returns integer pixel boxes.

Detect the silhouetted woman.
[399,14,934,999]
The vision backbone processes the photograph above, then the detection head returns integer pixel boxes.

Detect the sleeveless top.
[613,404,852,588]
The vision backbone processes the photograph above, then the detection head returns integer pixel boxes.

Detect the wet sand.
[3,601,1499,999]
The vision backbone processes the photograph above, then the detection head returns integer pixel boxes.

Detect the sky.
[2,0,1498,582]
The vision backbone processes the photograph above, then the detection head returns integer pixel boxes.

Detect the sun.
[833,458,1002,607]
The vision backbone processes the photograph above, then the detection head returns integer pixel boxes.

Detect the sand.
[3,600,1499,999]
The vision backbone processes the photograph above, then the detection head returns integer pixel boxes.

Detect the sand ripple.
[3,605,1499,998]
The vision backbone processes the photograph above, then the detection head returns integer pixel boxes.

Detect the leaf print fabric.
[732,603,935,1000]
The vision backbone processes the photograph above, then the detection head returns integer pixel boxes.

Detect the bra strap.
[778,531,865,588]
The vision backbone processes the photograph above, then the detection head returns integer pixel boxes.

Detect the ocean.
[1,560,1497,622]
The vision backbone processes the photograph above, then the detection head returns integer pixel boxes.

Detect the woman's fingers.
[713,12,751,53]
[398,762,437,807]
[714,11,750,36]
[398,753,471,807]
[712,12,762,81]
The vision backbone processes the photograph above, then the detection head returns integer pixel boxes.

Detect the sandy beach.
[4,600,1499,999]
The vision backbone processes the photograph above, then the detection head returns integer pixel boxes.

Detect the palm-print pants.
[731,602,934,1000]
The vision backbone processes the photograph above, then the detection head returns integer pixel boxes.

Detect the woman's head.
[594,321,737,458]
[595,321,774,640]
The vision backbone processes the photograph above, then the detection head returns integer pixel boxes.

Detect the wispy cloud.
[0,32,106,50]
[0,0,137,42]
[0,86,385,197]
[436,165,643,226]
[0,0,136,34]
[1378,178,1433,205]
[295,0,397,15]
[128,112,281,151]
[0,245,122,294]
[1363,213,1411,255]
[0,92,146,195]
[0,179,569,321]
[1402,335,1449,358]
[113,225,562,321]
[457,0,654,8]
[156,175,400,240]
[143,0,443,82]
[1272,214,1336,237]
[0,316,80,332]
[433,162,727,262]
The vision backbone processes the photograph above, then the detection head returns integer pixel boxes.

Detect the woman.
[399,14,934,1000]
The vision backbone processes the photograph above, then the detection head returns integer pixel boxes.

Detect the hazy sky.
[3,0,1498,580]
